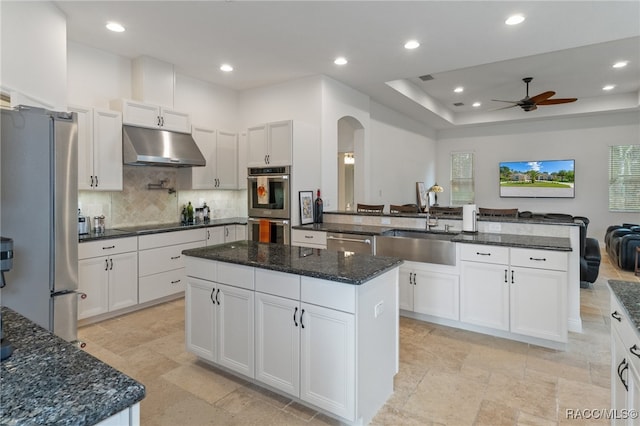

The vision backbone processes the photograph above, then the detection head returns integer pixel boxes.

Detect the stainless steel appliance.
[122,124,206,167]
[247,218,290,245]
[1,106,79,343]
[326,232,375,255]
[247,166,290,219]
[1,236,15,360]
[78,210,90,235]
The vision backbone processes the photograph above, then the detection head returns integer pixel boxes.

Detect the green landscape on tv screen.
[499,159,575,198]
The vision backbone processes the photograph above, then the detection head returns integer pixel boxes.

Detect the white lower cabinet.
[291,229,327,249]
[78,237,138,320]
[460,244,568,343]
[399,261,459,320]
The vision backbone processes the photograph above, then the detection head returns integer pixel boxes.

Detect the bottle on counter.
[187,202,194,224]
[180,205,187,225]
[203,202,209,223]
[314,189,323,223]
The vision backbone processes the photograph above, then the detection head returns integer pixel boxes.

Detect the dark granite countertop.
[183,240,403,285]
[609,280,640,336]
[0,307,145,425]
[293,224,572,251]
[79,217,247,243]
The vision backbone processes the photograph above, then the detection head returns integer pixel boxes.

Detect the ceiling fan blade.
[529,91,556,104]
[491,99,519,104]
[537,98,578,105]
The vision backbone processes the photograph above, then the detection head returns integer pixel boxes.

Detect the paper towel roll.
[462,204,477,233]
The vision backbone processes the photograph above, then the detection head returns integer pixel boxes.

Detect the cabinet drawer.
[292,229,327,247]
[139,241,203,276]
[460,244,509,264]
[138,229,205,250]
[301,277,355,313]
[79,237,138,259]
[611,294,640,373]
[255,269,300,299]
[184,256,217,281]
[217,262,254,290]
[510,248,568,271]
[139,269,186,303]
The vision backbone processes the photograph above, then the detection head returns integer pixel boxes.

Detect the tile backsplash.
[79,166,247,228]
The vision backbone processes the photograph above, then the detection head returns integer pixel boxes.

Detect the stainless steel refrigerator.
[1,106,79,342]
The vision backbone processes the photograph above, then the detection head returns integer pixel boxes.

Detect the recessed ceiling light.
[106,22,125,32]
[603,84,616,91]
[404,40,420,50]
[472,102,481,108]
[505,14,525,25]
[334,57,348,66]
[613,61,628,69]
[220,64,233,72]
[454,87,464,93]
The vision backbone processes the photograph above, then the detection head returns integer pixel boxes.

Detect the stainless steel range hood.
[122,125,206,167]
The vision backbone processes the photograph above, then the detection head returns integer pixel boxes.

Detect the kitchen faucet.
[425,212,438,230]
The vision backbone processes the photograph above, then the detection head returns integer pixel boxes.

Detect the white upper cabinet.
[247,120,292,166]
[183,127,238,190]
[69,105,123,191]
[110,99,191,134]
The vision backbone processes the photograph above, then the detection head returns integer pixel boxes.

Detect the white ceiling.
[55,1,640,129]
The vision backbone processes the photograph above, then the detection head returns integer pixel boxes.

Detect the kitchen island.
[182,241,402,426]
[0,307,145,425]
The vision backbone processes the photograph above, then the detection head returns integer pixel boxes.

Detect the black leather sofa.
[574,216,602,288]
[605,223,640,271]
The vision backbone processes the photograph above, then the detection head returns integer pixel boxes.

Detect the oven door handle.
[248,218,290,225]
[247,176,289,180]
[327,236,372,245]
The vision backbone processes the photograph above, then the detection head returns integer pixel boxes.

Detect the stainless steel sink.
[376,229,457,265]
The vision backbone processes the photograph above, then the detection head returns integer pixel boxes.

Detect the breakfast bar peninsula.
[182,241,402,426]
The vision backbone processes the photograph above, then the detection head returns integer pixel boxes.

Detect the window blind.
[609,144,640,212]
[450,152,475,205]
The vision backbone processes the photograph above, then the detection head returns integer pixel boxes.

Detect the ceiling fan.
[492,77,577,112]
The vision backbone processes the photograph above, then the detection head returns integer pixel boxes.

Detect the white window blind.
[609,144,640,212]
[450,152,475,205]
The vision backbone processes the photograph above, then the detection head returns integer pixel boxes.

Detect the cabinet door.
[630,364,640,426]
[255,292,300,396]
[413,268,459,320]
[159,107,190,133]
[121,100,160,128]
[216,130,238,189]
[108,252,138,311]
[510,266,567,342]
[300,303,355,421]
[69,105,94,190]
[78,257,109,319]
[266,121,292,166]
[191,127,216,189]
[234,225,246,241]
[185,277,216,361]
[217,283,255,378]
[247,125,267,166]
[460,261,509,331]
[398,266,413,311]
[93,108,123,191]
[206,227,225,246]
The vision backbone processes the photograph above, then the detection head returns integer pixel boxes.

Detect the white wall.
[175,73,238,130]
[1,1,67,109]
[436,111,640,242]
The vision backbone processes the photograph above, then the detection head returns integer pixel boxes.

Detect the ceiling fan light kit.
[492,77,578,112]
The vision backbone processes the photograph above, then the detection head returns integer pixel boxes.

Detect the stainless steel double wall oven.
[247,166,290,244]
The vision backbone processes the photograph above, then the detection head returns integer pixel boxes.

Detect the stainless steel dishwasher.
[326,232,374,254]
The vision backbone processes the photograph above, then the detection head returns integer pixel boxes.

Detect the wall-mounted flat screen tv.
[499,159,575,198]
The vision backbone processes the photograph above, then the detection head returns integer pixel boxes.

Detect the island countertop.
[182,240,403,285]
[608,279,640,335]
[0,307,145,426]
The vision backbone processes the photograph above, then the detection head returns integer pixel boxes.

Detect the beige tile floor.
[79,252,640,425]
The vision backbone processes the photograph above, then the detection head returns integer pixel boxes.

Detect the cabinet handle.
[511,270,514,284]
[207,230,210,239]
[95,176,99,188]
[476,252,491,256]
[104,259,109,271]
[300,309,305,329]
[504,269,508,283]
[225,228,229,237]
[157,116,162,126]
[529,257,547,262]
[618,358,629,391]
[293,306,298,327]
[264,155,268,164]
[170,255,181,260]
[630,345,640,359]
[109,258,113,270]
[210,288,215,304]
[90,176,95,187]
[216,288,220,305]
[612,311,623,322]
[170,279,181,284]
[102,245,115,250]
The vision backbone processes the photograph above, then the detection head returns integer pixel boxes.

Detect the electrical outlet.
[374,301,384,318]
